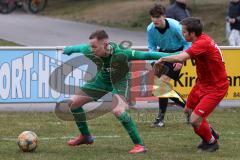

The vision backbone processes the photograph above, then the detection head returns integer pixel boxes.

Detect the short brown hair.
[149,4,165,17]
[89,30,109,40]
[180,17,203,37]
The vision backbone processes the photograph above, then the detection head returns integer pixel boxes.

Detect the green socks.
[117,112,144,146]
[71,107,91,136]
[71,108,144,146]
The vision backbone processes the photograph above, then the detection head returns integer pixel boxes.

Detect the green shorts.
[81,77,129,101]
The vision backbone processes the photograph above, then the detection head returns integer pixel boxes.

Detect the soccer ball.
[17,131,38,152]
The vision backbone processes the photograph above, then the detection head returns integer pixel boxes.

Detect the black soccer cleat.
[197,128,219,149]
[151,117,165,127]
[199,141,219,152]
[197,140,207,149]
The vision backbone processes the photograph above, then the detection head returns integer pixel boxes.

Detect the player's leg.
[153,62,185,127]
[111,94,146,154]
[190,112,219,152]
[153,74,170,127]
[187,86,217,151]
[67,80,111,146]
[66,90,95,146]
[190,91,228,152]
[186,85,212,150]
[186,85,220,151]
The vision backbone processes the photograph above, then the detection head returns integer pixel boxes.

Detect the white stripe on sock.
[209,135,216,144]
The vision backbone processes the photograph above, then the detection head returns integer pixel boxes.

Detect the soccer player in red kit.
[154,17,229,152]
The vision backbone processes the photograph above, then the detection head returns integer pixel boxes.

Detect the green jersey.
[63,42,178,99]
[63,42,176,84]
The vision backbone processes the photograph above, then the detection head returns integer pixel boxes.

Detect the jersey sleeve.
[185,40,207,58]
[147,29,157,51]
[121,48,179,60]
[63,44,91,56]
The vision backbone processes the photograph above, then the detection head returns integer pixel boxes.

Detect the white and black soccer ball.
[17,131,38,152]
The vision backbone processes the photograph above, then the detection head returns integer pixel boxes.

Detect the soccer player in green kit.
[60,30,176,154]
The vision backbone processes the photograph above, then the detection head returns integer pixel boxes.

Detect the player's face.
[151,15,165,28]
[90,38,108,57]
[182,25,192,42]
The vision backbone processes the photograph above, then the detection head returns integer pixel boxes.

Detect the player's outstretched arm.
[155,51,190,64]
[63,44,90,56]
[153,51,191,83]
[124,49,180,60]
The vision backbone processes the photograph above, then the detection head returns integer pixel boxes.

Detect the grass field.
[0,108,239,160]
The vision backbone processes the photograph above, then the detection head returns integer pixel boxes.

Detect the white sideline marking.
[1,135,121,141]
[1,132,240,141]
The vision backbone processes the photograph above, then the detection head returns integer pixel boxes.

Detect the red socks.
[193,118,216,144]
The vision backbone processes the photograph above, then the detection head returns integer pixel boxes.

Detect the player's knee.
[112,107,125,117]
[190,118,201,127]
[190,120,197,127]
[69,100,78,107]
[69,100,85,110]
[57,99,73,107]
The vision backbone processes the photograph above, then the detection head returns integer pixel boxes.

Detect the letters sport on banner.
[0,48,93,103]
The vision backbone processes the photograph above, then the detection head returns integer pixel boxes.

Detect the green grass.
[0,108,239,160]
[0,39,20,46]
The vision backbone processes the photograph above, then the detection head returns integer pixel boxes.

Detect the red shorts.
[186,83,228,118]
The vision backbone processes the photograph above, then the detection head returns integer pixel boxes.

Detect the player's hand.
[229,18,236,24]
[173,62,182,71]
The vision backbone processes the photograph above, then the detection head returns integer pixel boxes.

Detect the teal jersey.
[63,42,177,83]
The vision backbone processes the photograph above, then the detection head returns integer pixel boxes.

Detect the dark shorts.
[163,62,181,80]
[151,62,181,80]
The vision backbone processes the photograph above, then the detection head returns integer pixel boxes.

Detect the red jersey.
[185,33,229,91]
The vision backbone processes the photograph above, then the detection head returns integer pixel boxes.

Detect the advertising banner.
[1,47,239,103]
[130,48,240,101]
[0,48,91,103]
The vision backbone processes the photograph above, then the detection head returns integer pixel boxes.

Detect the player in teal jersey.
[60,30,176,154]
[147,4,191,127]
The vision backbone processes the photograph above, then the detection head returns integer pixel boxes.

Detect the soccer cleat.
[197,140,208,149]
[129,144,147,154]
[197,129,219,149]
[199,141,219,152]
[67,135,94,146]
[151,117,165,127]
